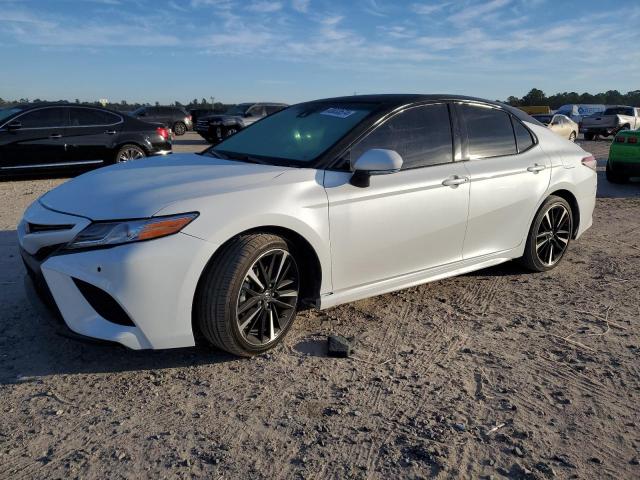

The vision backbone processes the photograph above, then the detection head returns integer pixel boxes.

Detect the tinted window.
[247,106,266,117]
[351,104,452,170]
[512,119,534,153]
[69,108,120,126]
[19,108,66,128]
[603,107,634,116]
[461,104,516,158]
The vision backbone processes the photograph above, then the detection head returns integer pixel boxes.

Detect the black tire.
[195,234,300,357]
[569,131,576,142]
[114,144,146,163]
[520,196,573,272]
[224,126,239,137]
[173,122,187,136]
[606,162,626,184]
[584,132,594,141]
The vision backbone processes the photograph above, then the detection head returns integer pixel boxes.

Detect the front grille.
[28,223,74,234]
[72,278,135,327]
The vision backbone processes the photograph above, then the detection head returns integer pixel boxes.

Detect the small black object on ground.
[327,335,352,358]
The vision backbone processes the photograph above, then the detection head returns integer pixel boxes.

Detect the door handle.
[49,133,62,139]
[527,164,546,173]
[442,175,469,187]
[104,130,117,135]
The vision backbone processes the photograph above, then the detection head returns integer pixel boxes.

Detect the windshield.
[555,106,573,116]
[533,115,552,124]
[208,102,379,165]
[0,107,24,123]
[130,107,145,115]
[604,107,634,116]
[225,104,253,116]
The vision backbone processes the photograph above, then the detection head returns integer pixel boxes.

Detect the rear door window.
[460,104,517,159]
[69,108,121,126]
[19,108,67,128]
[351,103,453,170]
[512,118,534,153]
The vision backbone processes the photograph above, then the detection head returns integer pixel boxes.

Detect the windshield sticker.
[320,108,357,119]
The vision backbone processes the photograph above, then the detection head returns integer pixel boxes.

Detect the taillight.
[156,127,169,140]
[581,155,597,171]
[628,137,638,144]
[615,136,625,143]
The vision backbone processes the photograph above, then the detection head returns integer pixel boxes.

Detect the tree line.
[506,88,640,109]
[0,97,230,113]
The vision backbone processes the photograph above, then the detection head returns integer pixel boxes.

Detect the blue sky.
[1,0,639,104]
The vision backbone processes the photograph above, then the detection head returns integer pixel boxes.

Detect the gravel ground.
[0,134,639,479]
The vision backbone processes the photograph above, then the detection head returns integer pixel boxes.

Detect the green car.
[607,130,640,183]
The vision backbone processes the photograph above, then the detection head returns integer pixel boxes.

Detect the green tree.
[521,88,547,106]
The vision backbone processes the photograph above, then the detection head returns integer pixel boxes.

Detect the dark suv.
[195,102,287,144]
[0,104,172,175]
[130,106,193,135]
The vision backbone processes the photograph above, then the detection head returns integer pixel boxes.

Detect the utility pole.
[210,96,215,108]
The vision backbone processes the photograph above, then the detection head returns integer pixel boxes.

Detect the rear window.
[604,107,634,116]
[512,119,535,153]
[460,104,517,159]
[69,108,121,126]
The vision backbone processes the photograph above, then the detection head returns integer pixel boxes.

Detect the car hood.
[39,154,289,221]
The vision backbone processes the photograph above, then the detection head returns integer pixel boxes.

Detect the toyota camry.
[18,95,597,356]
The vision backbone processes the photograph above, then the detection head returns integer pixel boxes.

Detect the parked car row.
[195,102,287,144]
[0,104,171,175]
[581,106,640,140]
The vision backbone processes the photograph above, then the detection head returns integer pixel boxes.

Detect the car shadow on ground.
[173,137,210,147]
[0,230,237,385]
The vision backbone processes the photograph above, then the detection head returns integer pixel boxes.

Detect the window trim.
[454,101,538,161]
[67,107,124,129]
[0,106,69,130]
[328,101,457,172]
[0,106,124,130]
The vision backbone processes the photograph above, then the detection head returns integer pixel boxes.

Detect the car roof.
[301,94,544,126]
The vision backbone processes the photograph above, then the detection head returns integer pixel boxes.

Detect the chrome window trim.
[0,106,123,130]
[0,160,104,170]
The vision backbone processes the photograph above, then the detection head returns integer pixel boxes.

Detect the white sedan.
[18,95,597,356]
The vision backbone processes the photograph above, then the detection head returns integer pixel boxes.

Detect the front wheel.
[520,196,573,272]
[195,234,300,357]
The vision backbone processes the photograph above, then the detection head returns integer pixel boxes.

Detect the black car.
[130,106,192,135]
[195,102,287,144]
[0,104,172,175]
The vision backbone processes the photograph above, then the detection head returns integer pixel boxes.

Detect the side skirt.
[318,246,522,310]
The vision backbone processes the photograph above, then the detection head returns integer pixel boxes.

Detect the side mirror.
[350,149,403,188]
[7,121,22,132]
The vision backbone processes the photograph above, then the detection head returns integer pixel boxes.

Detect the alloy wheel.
[535,204,571,267]
[117,147,144,162]
[235,249,299,346]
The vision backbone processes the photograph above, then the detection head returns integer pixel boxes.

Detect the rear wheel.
[520,196,573,272]
[606,162,626,184]
[173,122,187,136]
[195,234,300,357]
[115,144,145,163]
[569,131,576,142]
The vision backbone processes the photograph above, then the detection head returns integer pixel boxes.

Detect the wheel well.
[549,189,580,238]
[191,226,323,345]
[116,142,148,155]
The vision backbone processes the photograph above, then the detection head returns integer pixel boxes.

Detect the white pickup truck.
[581,106,640,140]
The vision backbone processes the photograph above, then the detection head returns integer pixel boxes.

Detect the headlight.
[65,213,198,250]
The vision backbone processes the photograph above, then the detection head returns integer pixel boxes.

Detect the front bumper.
[18,201,219,350]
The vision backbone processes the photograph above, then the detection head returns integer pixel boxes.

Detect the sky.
[1,0,639,105]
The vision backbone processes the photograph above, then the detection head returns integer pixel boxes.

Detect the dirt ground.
[0,134,638,480]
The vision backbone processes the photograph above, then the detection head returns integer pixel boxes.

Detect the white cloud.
[410,2,451,16]
[246,1,283,13]
[291,0,310,13]
[448,0,510,25]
